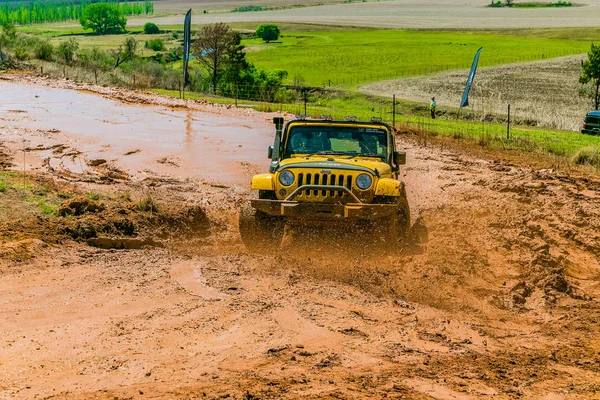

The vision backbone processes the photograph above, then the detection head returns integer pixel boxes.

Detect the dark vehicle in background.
[581,111,600,135]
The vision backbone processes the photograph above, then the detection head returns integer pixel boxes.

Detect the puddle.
[0,81,276,184]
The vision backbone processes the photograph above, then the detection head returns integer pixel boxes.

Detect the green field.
[241,28,590,87]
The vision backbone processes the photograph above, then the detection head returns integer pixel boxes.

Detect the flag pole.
[183,9,192,102]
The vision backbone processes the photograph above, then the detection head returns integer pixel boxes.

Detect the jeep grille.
[297,172,353,198]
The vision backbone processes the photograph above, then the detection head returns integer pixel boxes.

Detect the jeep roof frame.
[269,117,396,171]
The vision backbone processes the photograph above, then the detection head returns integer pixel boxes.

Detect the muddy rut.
[1,75,600,399]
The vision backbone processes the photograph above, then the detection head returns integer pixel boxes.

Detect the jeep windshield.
[284,126,388,161]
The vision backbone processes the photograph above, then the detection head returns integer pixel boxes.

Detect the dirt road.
[1,74,600,399]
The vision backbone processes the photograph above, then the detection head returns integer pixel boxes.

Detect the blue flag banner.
[183,9,192,86]
[460,47,482,109]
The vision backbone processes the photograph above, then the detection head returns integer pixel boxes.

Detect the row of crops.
[0,0,153,25]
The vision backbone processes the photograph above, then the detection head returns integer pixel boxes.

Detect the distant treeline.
[0,0,153,25]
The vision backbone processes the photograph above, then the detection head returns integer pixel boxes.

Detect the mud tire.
[373,195,410,245]
[238,201,285,253]
[395,196,411,242]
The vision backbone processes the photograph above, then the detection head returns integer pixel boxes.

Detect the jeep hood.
[276,157,391,176]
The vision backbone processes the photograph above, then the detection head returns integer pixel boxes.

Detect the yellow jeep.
[239,115,409,250]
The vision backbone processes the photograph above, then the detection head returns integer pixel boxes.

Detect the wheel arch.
[375,178,405,197]
[251,174,275,191]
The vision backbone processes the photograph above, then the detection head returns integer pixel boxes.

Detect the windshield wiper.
[305,151,347,157]
[346,153,385,160]
[304,151,384,161]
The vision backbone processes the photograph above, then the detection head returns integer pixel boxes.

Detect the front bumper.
[581,129,600,135]
[251,199,397,221]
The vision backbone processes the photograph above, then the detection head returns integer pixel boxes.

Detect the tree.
[80,3,127,35]
[580,43,600,110]
[192,23,239,94]
[56,37,79,65]
[112,37,138,68]
[255,24,280,43]
[217,31,250,94]
[0,22,16,61]
[143,22,160,34]
[123,36,138,59]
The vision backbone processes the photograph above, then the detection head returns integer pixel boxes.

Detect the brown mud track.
[1,74,600,399]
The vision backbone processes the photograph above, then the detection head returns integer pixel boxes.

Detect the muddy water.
[0,81,275,185]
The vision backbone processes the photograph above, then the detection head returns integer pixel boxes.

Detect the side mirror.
[394,151,406,165]
[268,146,273,159]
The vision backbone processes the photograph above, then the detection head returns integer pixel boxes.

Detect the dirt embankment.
[1,76,600,399]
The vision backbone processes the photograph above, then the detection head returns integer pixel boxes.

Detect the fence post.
[179,80,182,99]
[94,69,97,85]
[507,104,511,140]
[392,94,396,129]
[304,88,307,116]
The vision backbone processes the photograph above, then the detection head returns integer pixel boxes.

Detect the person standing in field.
[429,97,436,119]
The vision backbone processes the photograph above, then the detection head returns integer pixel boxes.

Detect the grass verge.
[0,171,70,218]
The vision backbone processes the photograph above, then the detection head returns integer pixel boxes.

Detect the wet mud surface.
[0,75,273,185]
[1,74,600,399]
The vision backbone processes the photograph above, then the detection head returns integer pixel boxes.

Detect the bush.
[572,147,600,167]
[143,22,160,34]
[273,87,297,103]
[14,46,29,60]
[232,5,263,12]
[137,196,157,212]
[34,41,54,61]
[145,38,164,51]
[79,46,112,69]
[56,38,79,65]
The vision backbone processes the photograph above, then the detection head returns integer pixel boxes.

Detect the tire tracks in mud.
[2,142,600,399]
[1,76,600,398]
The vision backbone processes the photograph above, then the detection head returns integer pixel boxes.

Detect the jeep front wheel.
[238,202,285,252]
[372,196,410,244]
[395,196,411,242]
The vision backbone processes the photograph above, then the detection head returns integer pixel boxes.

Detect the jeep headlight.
[279,170,295,186]
[356,174,372,190]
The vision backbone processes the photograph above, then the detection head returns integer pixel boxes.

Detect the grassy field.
[241,28,589,87]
